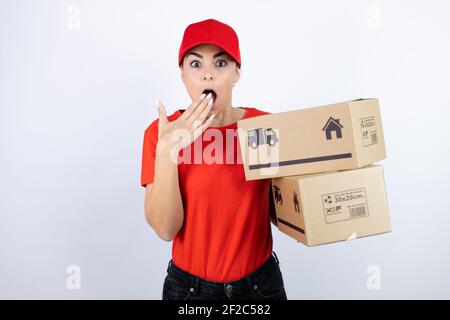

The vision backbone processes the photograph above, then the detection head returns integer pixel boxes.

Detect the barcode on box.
[349,206,367,218]
[322,188,369,223]
[371,133,377,144]
[361,116,378,147]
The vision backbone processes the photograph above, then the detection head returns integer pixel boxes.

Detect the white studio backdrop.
[1,0,449,299]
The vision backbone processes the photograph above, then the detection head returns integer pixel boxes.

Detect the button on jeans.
[162,252,287,300]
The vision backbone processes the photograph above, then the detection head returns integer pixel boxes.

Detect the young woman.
[141,18,287,300]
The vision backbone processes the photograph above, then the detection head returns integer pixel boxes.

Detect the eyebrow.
[186,51,229,60]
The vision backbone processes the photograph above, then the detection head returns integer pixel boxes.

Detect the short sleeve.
[245,107,271,118]
[140,119,159,187]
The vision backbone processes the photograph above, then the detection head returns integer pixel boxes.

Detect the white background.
[1,0,449,299]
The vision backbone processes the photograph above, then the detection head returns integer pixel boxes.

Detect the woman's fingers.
[156,101,168,123]
[179,93,206,122]
[192,114,216,140]
[155,95,216,147]
[193,99,214,129]
[186,93,212,123]
[156,101,168,138]
[193,98,215,133]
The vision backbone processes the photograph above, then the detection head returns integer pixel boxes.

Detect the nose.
[203,71,214,81]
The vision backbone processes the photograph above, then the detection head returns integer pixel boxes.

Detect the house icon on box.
[322,117,343,140]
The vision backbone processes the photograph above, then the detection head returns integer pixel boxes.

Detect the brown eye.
[190,61,201,68]
[216,60,227,67]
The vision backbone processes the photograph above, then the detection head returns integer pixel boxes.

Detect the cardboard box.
[237,98,386,180]
[271,165,391,246]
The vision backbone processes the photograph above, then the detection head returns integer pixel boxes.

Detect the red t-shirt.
[140,107,273,282]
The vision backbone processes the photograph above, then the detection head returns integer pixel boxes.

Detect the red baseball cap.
[178,19,241,68]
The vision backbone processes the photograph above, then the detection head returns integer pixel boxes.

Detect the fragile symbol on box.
[322,188,369,224]
[293,190,301,213]
[273,185,283,205]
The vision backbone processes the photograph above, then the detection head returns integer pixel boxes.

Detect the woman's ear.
[180,66,185,84]
[234,66,240,83]
[179,66,186,89]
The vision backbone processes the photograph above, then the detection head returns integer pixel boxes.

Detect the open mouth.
[202,89,217,103]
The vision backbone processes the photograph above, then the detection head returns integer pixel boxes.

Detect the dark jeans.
[162,252,287,300]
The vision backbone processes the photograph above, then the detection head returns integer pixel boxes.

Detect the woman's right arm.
[144,143,184,241]
[144,93,215,241]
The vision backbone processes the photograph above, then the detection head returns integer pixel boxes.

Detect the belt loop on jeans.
[244,275,256,293]
[192,276,200,296]
[167,260,173,273]
[272,251,280,265]
[183,268,199,297]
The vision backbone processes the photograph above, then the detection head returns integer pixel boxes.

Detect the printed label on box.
[360,116,378,147]
[322,188,369,224]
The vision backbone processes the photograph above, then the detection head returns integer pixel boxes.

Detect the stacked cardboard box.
[237,98,391,246]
